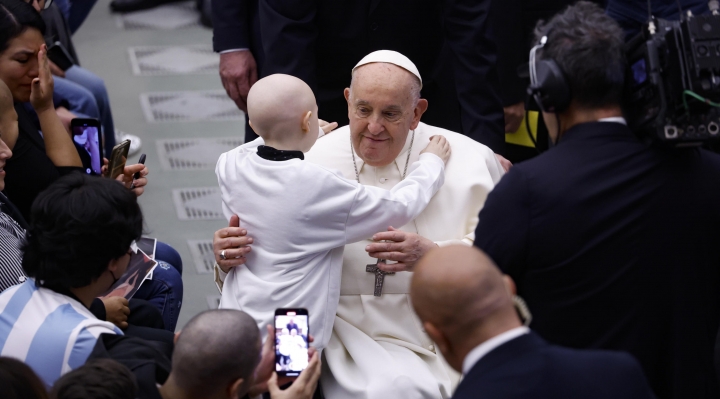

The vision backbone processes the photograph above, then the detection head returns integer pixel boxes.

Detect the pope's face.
[345,63,428,167]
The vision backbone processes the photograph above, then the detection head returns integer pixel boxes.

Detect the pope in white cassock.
[213,50,504,398]
[302,51,505,398]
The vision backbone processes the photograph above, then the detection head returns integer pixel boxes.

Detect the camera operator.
[473,3,720,399]
[606,0,710,39]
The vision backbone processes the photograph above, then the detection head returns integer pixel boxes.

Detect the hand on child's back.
[420,135,451,164]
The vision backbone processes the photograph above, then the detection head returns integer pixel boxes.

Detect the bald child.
[411,246,656,399]
[216,74,450,353]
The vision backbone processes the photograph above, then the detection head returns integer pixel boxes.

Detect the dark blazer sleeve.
[259,0,319,88]
[443,0,506,153]
[473,167,531,280]
[492,0,528,106]
[212,0,251,52]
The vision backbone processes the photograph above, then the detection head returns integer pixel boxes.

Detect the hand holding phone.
[130,153,146,190]
[274,308,309,377]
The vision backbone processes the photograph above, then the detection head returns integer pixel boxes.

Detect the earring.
[513,295,532,327]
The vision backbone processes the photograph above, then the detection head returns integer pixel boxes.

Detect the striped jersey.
[0,280,122,386]
[0,207,27,292]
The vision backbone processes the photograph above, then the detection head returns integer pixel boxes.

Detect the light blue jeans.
[53,0,98,34]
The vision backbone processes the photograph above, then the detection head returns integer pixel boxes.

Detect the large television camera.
[625,10,720,146]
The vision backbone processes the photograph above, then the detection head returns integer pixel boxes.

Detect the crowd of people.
[0,0,719,399]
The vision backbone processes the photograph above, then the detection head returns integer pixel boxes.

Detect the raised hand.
[319,119,338,135]
[29,44,55,113]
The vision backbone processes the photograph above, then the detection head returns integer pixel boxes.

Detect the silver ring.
[220,250,227,261]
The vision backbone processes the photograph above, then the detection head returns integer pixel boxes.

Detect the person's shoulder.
[698,148,720,170]
[416,122,495,155]
[544,345,650,388]
[308,125,351,153]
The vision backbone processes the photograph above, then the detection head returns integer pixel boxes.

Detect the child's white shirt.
[215,135,445,351]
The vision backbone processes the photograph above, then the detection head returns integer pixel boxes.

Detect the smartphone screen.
[71,119,102,175]
[274,308,309,377]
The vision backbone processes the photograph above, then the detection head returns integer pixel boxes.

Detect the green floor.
[73,0,242,329]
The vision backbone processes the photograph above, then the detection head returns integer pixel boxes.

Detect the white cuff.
[214,263,228,293]
[219,48,250,54]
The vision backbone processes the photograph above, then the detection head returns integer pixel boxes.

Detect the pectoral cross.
[366,259,395,297]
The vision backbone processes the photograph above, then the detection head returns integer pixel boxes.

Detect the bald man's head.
[170,310,261,397]
[246,74,318,148]
[411,246,520,349]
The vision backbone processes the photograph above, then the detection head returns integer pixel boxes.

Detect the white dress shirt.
[597,116,627,125]
[462,326,530,375]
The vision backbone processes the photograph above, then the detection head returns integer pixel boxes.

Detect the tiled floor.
[128,45,218,76]
[74,0,244,329]
[156,137,243,171]
[141,90,242,122]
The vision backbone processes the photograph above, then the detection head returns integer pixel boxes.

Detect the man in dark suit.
[473,3,720,398]
[411,245,656,399]
[211,0,263,142]
[258,0,506,154]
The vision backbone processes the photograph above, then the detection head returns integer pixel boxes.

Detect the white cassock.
[215,135,445,352]
[305,122,504,399]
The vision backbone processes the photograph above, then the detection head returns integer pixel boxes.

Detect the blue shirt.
[0,280,122,386]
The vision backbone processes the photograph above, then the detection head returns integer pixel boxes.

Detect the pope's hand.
[495,154,512,173]
[214,215,253,273]
[250,324,319,398]
[366,227,437,272]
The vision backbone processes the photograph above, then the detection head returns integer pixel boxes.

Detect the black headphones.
[528,35,571,113]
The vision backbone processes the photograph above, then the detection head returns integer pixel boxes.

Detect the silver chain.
[351,130,415,183]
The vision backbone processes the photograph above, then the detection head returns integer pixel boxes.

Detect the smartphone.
[47,42,75,71]
[108,140,131,179]
[71,118,103,175]
[274,308,309,377]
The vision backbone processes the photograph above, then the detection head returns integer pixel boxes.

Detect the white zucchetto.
[352,50,423,88]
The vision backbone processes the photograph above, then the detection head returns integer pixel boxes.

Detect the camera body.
[625,13,720,145]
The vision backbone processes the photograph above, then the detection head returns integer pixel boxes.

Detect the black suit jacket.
[258,0,505,153]
[211,0,262,65]
[454,332,656,399]
[474,122,720,399]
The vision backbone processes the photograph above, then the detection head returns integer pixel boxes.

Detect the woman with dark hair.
[0,357,48,399]
[0,0,147,221]
[0,0,184,331]
[0,0,85,220]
